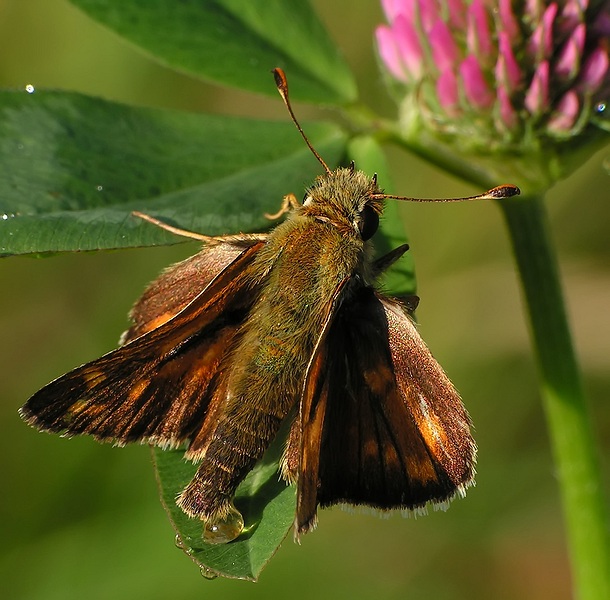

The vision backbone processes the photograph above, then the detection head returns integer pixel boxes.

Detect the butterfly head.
[301,165,383,241]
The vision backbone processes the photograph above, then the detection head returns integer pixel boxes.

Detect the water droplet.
[1,213,15,220]
[200,566,218,580]
[596,102,606,115]
[96,185,103,191]
[174,534,184,549]
[25,84,35,94]
[202,502,244,545]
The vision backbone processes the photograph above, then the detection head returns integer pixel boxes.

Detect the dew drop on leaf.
[200,567,218,580]
[202,502,244,544]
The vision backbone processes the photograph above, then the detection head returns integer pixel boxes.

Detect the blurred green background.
[1,1,608,599]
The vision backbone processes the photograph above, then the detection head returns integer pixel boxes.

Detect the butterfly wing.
[123,239,263,341]
[296,286,476,535]
[20,240,266,450]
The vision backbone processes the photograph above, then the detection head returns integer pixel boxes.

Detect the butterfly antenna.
[273,68,332,176]
[371,184,520,202]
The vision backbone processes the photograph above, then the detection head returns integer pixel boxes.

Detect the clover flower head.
[376,0,610,150]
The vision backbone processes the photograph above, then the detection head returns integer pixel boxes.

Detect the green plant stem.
[499,194,610,600]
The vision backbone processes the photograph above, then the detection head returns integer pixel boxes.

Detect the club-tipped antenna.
[273,68,332,176]
[371,184,520,202]
[272,69,520,203]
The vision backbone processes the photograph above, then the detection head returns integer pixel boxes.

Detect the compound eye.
[357,205,379,240]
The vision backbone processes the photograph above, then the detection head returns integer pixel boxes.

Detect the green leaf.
[68,0,357,103]
[0,90,347,256]
[153,434,296,581]
[347,135,416,297]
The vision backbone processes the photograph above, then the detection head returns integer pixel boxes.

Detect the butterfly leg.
[264,193,300,220]
[132,211,268,244]
[132,211,220,242]
[371,243,410,276]
[279,415,300,485]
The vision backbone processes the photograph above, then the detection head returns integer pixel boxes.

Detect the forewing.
[20,242,265,449]
[124,237,266,341]
[296,287,476,535]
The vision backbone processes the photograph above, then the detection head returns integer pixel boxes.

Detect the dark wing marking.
[20,242,265,450]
